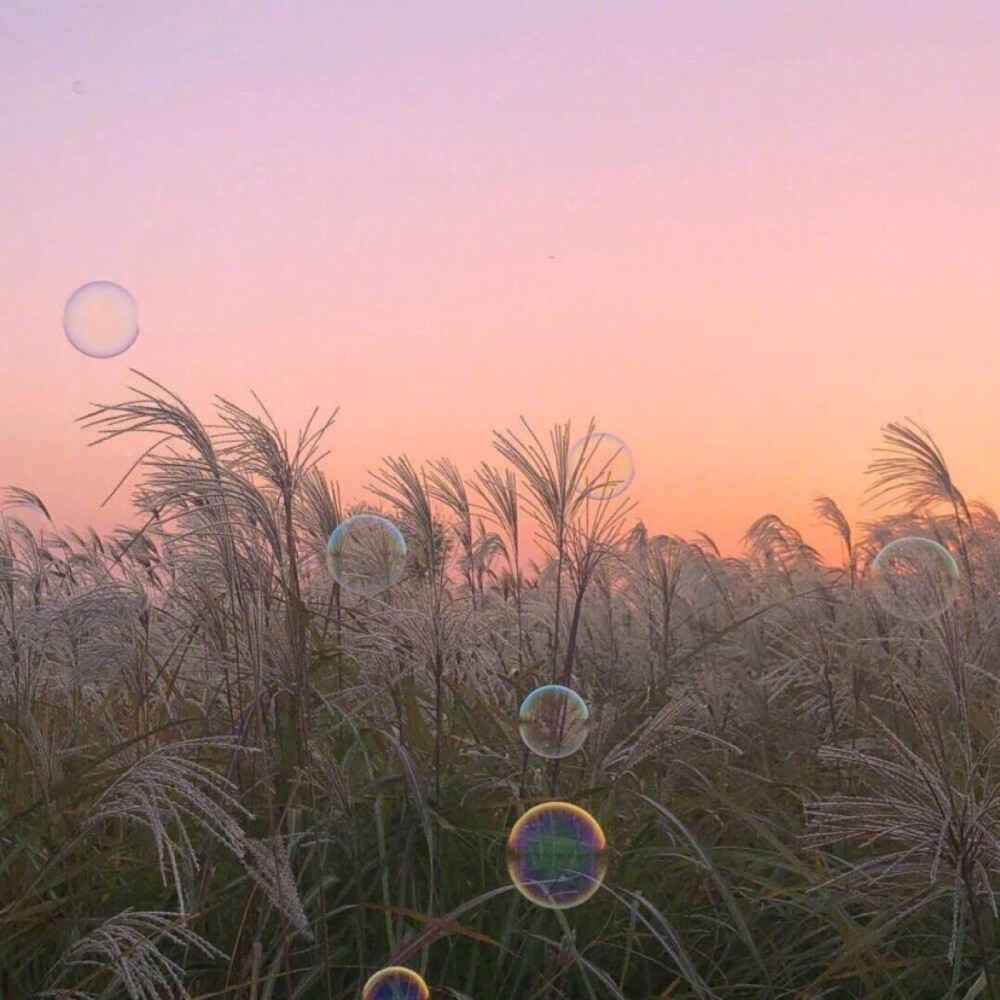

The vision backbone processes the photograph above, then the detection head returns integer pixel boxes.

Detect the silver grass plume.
[240,835,312,938]
[41,909,224,1000]
[599,694,741,778]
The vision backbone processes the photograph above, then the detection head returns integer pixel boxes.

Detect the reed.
[1,381,997,997]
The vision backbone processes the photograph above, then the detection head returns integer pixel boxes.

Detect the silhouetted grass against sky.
[3,1,1000,563]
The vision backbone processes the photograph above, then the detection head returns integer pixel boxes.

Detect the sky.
[3,1,1000,570]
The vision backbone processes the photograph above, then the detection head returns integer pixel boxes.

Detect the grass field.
[3,373,1000,999]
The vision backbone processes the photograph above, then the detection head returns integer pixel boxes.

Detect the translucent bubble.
[63,281,139,358]
[506,801,608,909]
[325,514,406,597]
[361,966,430,1000]
[870,536,960,622]
[569,432,634,500]
[518,684,589,759]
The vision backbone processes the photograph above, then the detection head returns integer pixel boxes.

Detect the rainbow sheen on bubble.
[507,801,607,909]
[870,536,960,622]
[361,966,429,1000]
[63,281,139,358]
[325,514,406,597]
[569,432,634,500]
[518,685,589,759]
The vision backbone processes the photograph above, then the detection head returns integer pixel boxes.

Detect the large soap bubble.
[870,536,960,622]
[361,966,429,1000]
[569,432,634,501]
[325,514,406,597]
[63,280,139,358]
[518,684,589,759]
[507,801,608,909]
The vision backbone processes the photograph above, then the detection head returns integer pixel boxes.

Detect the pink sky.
[3,1,1000,569]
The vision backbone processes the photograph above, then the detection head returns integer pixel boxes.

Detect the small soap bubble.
[518,684,589,759]
[507,801,608,909]
[870,536,960,622]
[569,432,634,500]
[325,514,407,597]
[361,966,429,1000]
[63,281,139,358]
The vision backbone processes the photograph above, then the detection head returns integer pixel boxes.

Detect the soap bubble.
[507,801,608,909]
[361,966,429,1000]
[870,536,960,622]
[518,684,589,759]
[63,280,139,358]
[325,514,406,597]
[570,432,634,500]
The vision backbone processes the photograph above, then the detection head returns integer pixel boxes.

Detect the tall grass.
[2,374,999,997]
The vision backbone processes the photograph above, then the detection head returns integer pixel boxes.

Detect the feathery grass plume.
[597,693,740,780]
[470,462,524,671]
[866,417,979,616]
[621,522,659,665]
[368,454,456,800]
[7,702,59,790]
[426,457,481,609]
[1,486,53,524]
[76,377,279,744]
[0,515,31,711]
[583,554,626,678]
[45,909,225,1000]
[492,417,597,682]
[213,394,335,660]
[214,393,337,777]
[743,513,822,580]
[556,476,637,689]
[294,466,343,558]
[462,528,507,598]
[804,675,1000,997]
[69,737,256,914]
[240,835,312,938]
[815,494,857,590]
[294,465,348,689]
[622,526,694,688]
[76,371,288,618]
[867,418,971,519]
[495,422,637,794]
[369,454,447,587]
[685,536,752,625]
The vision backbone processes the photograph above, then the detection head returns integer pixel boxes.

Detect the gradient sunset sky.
[3,1,1000,568]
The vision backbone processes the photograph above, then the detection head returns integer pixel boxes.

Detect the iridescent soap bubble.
[870,536,960,622]
[361,966,429,1000]
[325,514,406,597]
[518,684,589,759]
[569,432,634,500]
[506,801,608,909]
[63,281,139,358]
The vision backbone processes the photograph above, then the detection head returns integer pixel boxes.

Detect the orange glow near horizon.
[4,4,1000,573]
